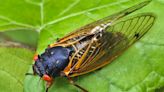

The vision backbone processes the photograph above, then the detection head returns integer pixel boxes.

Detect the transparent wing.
[59,0,151,42]
[70,14,155,77]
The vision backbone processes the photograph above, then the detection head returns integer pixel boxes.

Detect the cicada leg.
[67,76,88,92]
[45,81,53,92]
[60,71,88,92]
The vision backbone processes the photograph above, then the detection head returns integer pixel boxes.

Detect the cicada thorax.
[49,25,108,76]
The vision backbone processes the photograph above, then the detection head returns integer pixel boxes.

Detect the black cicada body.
[33,46,73,77]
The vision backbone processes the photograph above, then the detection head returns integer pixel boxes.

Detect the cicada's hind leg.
[61,67,88,92]
[67,76,88,92]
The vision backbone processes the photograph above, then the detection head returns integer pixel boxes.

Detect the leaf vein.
[24,0,40,6]
[0,15,36,29]
[59,0,81,16]
[0,68,23,86]
[42,0,129,28]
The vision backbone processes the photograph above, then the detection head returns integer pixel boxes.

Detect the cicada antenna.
[25,73,34,76]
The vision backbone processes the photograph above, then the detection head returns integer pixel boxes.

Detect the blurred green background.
[0,0,164,92]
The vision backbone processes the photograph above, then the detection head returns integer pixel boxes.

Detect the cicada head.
[33,57,53,82]
[32,46,73,86]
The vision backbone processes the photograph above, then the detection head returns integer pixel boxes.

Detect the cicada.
[28,0,155,92]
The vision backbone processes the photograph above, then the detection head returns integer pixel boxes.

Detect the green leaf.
[0,46,34,92]
[1,0,163,92]
[0,0,40,47]
[0,0,40,32]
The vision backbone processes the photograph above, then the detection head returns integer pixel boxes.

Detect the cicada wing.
[58,0,151,42]
[70,14,155,77]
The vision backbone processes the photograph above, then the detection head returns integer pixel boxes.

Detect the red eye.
[33,54,38,61]
[42,74,52,82]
